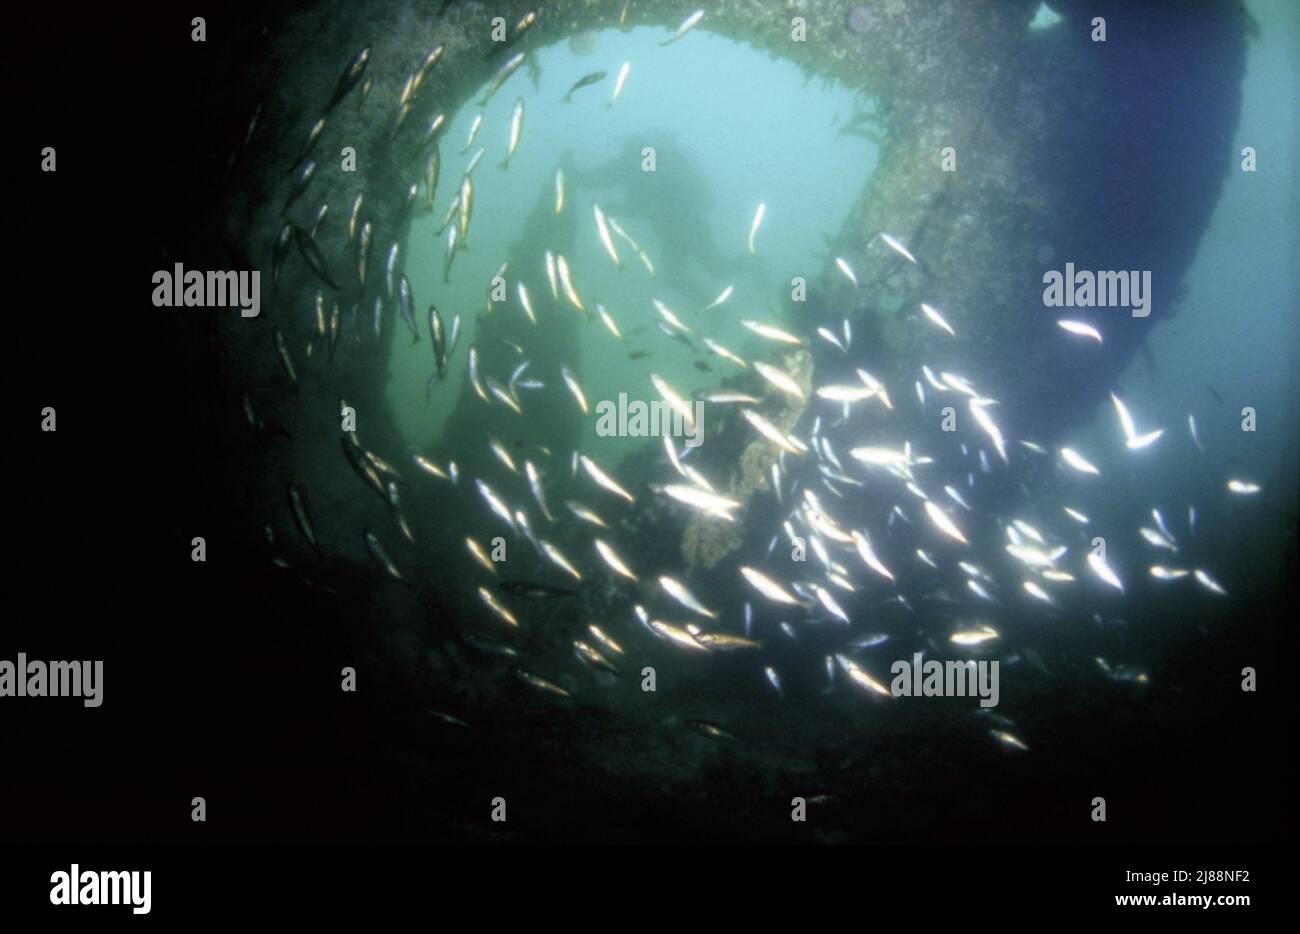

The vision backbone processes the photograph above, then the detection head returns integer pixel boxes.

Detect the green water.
[385,26,880,458]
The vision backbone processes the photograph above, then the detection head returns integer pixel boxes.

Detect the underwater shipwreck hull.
[209,1,1248,781]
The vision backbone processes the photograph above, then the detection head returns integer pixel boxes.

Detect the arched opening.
[385,24,881,459]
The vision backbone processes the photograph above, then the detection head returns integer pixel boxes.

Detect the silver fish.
[356,221,372,287]
[294,225,338,289]
[326,46,370,112]
[397,275,419,344]
[661,9,704,46]
[287,484,320,554]
[481,52,525,105]
[364,530,406,582]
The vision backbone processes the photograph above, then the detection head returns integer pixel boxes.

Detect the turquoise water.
[387,25,878,456]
